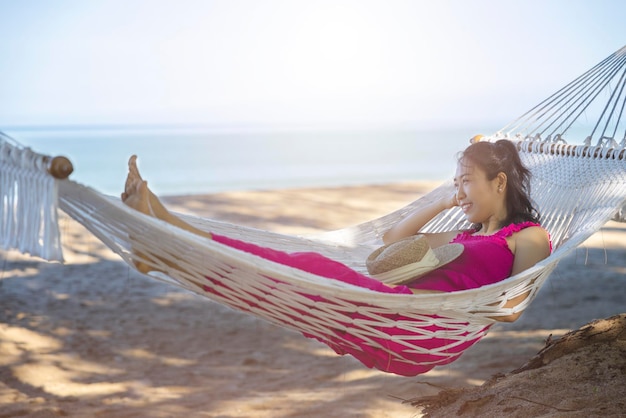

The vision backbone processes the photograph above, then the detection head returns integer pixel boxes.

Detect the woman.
[384,139,552,311]
[122,139,551,319]
[121,140,551,375]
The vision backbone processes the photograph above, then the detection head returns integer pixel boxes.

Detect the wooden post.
[47,156,74,179]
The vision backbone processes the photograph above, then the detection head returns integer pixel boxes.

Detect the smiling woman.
[383,139,551,313]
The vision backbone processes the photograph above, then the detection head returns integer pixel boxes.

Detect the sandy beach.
[1,181,625,417]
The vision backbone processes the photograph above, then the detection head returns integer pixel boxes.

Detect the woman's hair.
[458,139,540,228]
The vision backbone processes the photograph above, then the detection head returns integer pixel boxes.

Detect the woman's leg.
[121,155,212,239]
[121,155,213,273]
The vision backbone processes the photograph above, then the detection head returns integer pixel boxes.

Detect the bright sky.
[1,0,624,130]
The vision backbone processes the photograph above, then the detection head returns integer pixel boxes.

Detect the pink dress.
[408,222,548,291]
[205,222,547,376]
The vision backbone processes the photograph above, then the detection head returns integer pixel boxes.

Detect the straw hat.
[366,234,463,285]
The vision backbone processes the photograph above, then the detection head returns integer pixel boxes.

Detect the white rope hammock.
[2,45,626,376]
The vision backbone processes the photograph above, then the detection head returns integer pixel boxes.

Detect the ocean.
[5,126,492,196]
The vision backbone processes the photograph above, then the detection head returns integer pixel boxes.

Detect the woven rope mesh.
[53,138,626,375]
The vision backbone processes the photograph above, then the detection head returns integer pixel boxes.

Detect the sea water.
[4,126,490,196]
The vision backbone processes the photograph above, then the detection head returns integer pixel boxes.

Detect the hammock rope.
[2,44,626,376]
[501,45,626,145]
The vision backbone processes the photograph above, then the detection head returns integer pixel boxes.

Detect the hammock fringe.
[0,134,63,261]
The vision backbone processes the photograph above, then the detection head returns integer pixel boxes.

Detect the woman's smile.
[460,201,472,213]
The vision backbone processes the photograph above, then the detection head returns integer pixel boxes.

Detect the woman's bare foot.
[121,155,174,223]
[121,155,152,217]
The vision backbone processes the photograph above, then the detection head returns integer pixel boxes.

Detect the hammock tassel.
[0,136,66,262]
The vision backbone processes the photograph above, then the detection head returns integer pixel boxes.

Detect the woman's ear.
[497,172,507,192]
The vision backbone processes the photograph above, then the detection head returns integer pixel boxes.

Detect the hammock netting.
[2,45,626,376]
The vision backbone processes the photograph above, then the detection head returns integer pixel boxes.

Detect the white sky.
[1,0,624,130]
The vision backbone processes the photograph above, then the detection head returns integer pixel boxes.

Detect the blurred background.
[1,0,623,195]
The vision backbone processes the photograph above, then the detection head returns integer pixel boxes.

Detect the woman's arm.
[383,193,459,246]
[510,226,551,276]
[496,226,551,322]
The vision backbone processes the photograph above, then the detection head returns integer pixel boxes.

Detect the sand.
[1,181,625,417]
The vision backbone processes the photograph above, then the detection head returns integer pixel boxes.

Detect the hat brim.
[372,243,464,285]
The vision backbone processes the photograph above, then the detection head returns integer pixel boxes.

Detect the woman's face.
[454,159,502,224]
